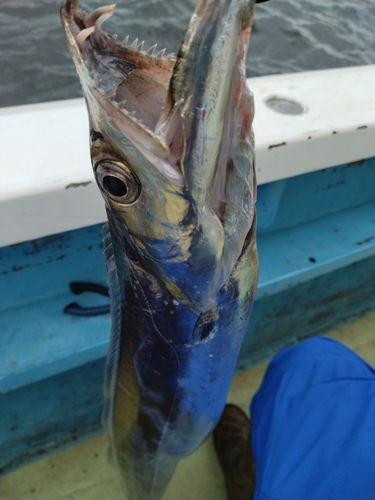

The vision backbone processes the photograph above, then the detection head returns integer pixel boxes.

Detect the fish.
[61,0,258,498]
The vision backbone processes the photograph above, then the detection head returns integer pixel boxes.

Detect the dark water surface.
[0,0,374,107]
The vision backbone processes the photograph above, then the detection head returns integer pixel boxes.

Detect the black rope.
[63,282,110,316]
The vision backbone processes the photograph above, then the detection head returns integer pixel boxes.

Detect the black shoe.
[213,404,256,500]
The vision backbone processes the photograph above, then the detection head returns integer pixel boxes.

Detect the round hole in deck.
[264,95,306,115]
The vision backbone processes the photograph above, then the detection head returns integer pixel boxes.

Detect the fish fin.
[101,222,122,437]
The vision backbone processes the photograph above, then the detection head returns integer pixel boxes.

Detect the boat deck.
[2,312,374,500]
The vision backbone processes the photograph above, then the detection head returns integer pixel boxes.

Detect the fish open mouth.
[61,1,177,134]
[62,0,256,193]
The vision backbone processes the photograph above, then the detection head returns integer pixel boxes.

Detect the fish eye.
[103,175,127,197]
[95,161,141,204]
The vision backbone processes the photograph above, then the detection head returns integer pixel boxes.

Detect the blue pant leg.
[250,337,375,500]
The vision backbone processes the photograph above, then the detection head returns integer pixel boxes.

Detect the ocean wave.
[0,0,373,107]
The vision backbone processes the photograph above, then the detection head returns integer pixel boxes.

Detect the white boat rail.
[0,65,374,248]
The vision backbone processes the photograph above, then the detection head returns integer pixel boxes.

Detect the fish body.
[61,1,258,498]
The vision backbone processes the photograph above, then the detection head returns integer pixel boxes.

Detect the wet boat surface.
[1,312,374,500]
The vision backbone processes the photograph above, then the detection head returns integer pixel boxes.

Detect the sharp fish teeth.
[136,40,145,51]
[84,4,116,27]
[130,38,139,48]
[123,35,129,45]
[117,99,127,108]
[146,43,157,55]
[156,48,166,57]
[95,11,114,30]
[76,26,95,49]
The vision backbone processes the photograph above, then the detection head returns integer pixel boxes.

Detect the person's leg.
[250,336,375,500]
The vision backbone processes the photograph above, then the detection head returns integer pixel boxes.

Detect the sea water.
[0,0,374,107]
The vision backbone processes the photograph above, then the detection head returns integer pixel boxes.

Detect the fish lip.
[60,1,86,43]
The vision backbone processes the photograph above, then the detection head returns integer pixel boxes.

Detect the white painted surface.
[252,65,375,183]
[0,65,374,247]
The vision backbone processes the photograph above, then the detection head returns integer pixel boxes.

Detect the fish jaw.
[60,0,182,185]
[169,0,257,307]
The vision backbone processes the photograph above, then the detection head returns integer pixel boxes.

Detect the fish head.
[61,0,257,311]
[61,1,185,234]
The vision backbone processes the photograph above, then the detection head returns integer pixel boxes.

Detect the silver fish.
[61,0,258,498]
